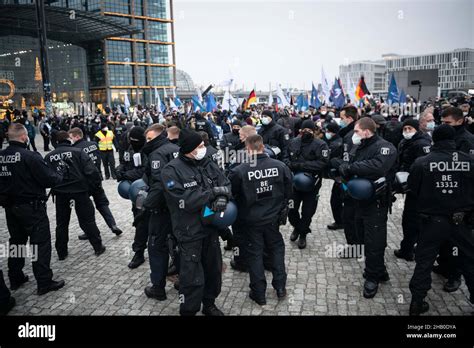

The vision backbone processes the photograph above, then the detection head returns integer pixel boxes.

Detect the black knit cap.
[326,122,340,134]
[261,110,273,118]
[432,124,455,143]
[301,119,316,130]
[179,128,203,154]
[402,118,420,131]
[129,127,145,142]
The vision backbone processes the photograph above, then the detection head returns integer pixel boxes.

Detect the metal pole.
[35,0,52,117]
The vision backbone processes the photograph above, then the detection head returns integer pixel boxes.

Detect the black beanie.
[261,110,273,118]
[301,119,316,130]
[432,124,455,143]
[232,120,243,127]
[179,128,203,154]
[129,127,145,143]
[402,118,419,131]
[326,122,340,134]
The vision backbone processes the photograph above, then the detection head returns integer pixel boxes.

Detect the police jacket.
[142,133,179,211]
[45,142,101,194]
[0,141,63,202]
[114,123,128,150]
[408,140,474,215]
[258,120,289,161]
[453,125,474,156]
[397,132,432,172]
[195,117,216,144]
[285,136,329,176]
[277,115,299,138]
[338,121,355,162]
[161,154,231,242]
[229,153,293,227]
[115,145,146,182]
[206,145,222,167]
[73,138,101,170]
[346,135,397,182]
[327,134,343,160]
[221,131,240,152]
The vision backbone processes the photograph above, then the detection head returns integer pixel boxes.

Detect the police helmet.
[201,201,238,228]
[346,178,375,200]
[129,179,149,204]
[118,180,132,200]
[293,173,316,192]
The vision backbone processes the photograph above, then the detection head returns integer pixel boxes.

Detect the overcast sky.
[173,0,473,90]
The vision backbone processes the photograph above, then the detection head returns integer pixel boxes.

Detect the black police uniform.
[45,141,104,258]
[205,144,222,167]
[258,120,289,162]
[453,125,474,156]
[0,141,63,290]
[327,133,344,227]
[221,130,240,160]
[141,133,179,295]
[396,132,432,259]
[195,116,216,147]
[286,136,329,239]
[408,138,474,310]
[114,122,128,164]
[339,135,397,294]
[74,138,119,232]
[162,154,230,315]
[229,153,292,302]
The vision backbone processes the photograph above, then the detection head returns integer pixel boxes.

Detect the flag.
[163,88,168,100]
[346,73,357,103]
[321,67,331,103]
[205,93,217,112]
[387,74,399,104]
[174,96,183,107]
[169,98,178,110]
[355,75,370,102]
[268,90,273,107]
[154,88,161,113]
[222,90,239,113]
[245,89,257,109]
[310,83,321,109]
[399,89,407,104]
[276,85,290,107]
[124,91,131,111]
[296,93,309,111]
[192,95,204,112]
[330,78,345,109]
[196,88,203,103]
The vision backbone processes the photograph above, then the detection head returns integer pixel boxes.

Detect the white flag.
[268,90,273,107]
[163,88,168,99]
[346,73,357,103]
[155,87,162,114]
[321,67,331,103]
[124,92,131,110]
[276,85,290,107]
[222,90,239,113]
[170,98,177,110]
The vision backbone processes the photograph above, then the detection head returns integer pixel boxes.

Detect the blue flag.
[399,89,407,104]
[296,94,305,111]
[205,93,217,112]
[387,74,399,104]
[310,83,322,109]
[192,95,204,112]
[174,96,183,107]
[331,78,345,109]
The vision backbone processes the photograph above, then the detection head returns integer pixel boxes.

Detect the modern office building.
[0,0,176,110]
[339,60,387,95]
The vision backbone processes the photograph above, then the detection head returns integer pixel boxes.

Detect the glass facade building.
[0,0,176,110]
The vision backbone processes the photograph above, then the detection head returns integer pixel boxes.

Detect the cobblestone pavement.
[0,136,472,316]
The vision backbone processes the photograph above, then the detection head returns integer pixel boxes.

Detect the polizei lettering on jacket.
[0,152,21,164]
[247,168,279,181]
[48,152,73,162]
[429,161,470,172]
[83,144,98,154]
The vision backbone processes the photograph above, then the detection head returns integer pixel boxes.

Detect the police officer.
[198,131,222,167]
[115,127,148,269]
[325,122,344,230]
[161,129,230,316]
[258,110,289,162]
[221,120,242,159]
[68,128,123,239]
[285,120,329,249]
[45,131,106,260]
[95,123,117,180]
[115,115,128,164]
[394,119,431,262]
[167,126,180,145]
[141,124,179,301]
[441,106,474,156]
[334,117,397,298]
[0,123,65,295]
[408,125,474,315]
[229,134,292,305]
[194,112,217,147]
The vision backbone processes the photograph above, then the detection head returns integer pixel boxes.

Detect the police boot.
[409,300,429,316]
[10,275,29,291]
[249,291,266,306]
[363,280,379,299]
[276,288,287,299]
[363,271,390,282]
[144,285,167,301]
[443,278,461,293]
[297,234,307,249]
[202,304,224,316]
[95,245,106,257]
[432,264,450,278]
[78,234,89,241]
[111,226,123,236]
[394,249,414,262]
[0,297,16,316]
[290,229,299,242]
[37,280,65,296]
[327,222,343,230]
[128,251,145,269]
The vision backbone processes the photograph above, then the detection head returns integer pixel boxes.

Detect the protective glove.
[338,163,351,179]
[210,186,231,201]
[211,196,228,213]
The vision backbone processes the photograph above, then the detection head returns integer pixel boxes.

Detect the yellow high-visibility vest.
[95,130,114,151]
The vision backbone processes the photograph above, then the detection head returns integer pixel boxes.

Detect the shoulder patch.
[166,180,175,189]
[423,146,431,154]
[152,160,160,169]
[380,147,390,155]
[321,149,329,158]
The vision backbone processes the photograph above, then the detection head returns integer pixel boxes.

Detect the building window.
[135,43,147,63]
[134,0,144,16]
[137,66,148,86]
[147,0,168,19]
[147,22,170,42]
[107,40,132,62]
[109,65,134,86]
[150,66,171,86]
[103,0,131,14]
[133,19,145,40]
[149,44,169,64]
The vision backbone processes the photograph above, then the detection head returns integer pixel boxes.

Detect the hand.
[211,196,228,213]
[338,163,351,179]
[211,186,231,201]
[278,206,289,226]
[133,209,146,227]
[56,160,69,176]
[330,158,343,170]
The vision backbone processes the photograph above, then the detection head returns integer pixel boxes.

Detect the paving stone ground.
[0,135,472,316]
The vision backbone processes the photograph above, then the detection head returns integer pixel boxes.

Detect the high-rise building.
[0,0,176,109]
[339,60,387,95]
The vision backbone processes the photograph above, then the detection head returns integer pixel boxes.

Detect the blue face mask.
[426,122,435,131]
[339,119,347,128]
[325,133,333,141]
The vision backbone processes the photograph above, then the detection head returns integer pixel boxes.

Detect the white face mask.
[321,111,327,116]
[261,117,271,125]
[463,112,469,117]
[403,132,416,140]
[325,133,333,141]
[426,121,435,131]
[194,147,207,161]
[352,133,362,146]
[103,127,109,132]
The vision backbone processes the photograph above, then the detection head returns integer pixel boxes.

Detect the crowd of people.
[0,93,473,316]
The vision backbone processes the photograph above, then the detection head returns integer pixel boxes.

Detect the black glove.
[338,163,351,179]
[210,186,231,201]
[211,196,228,213]
[290,163,303,172]
[330,158,343,170]
[278,205,289,226]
